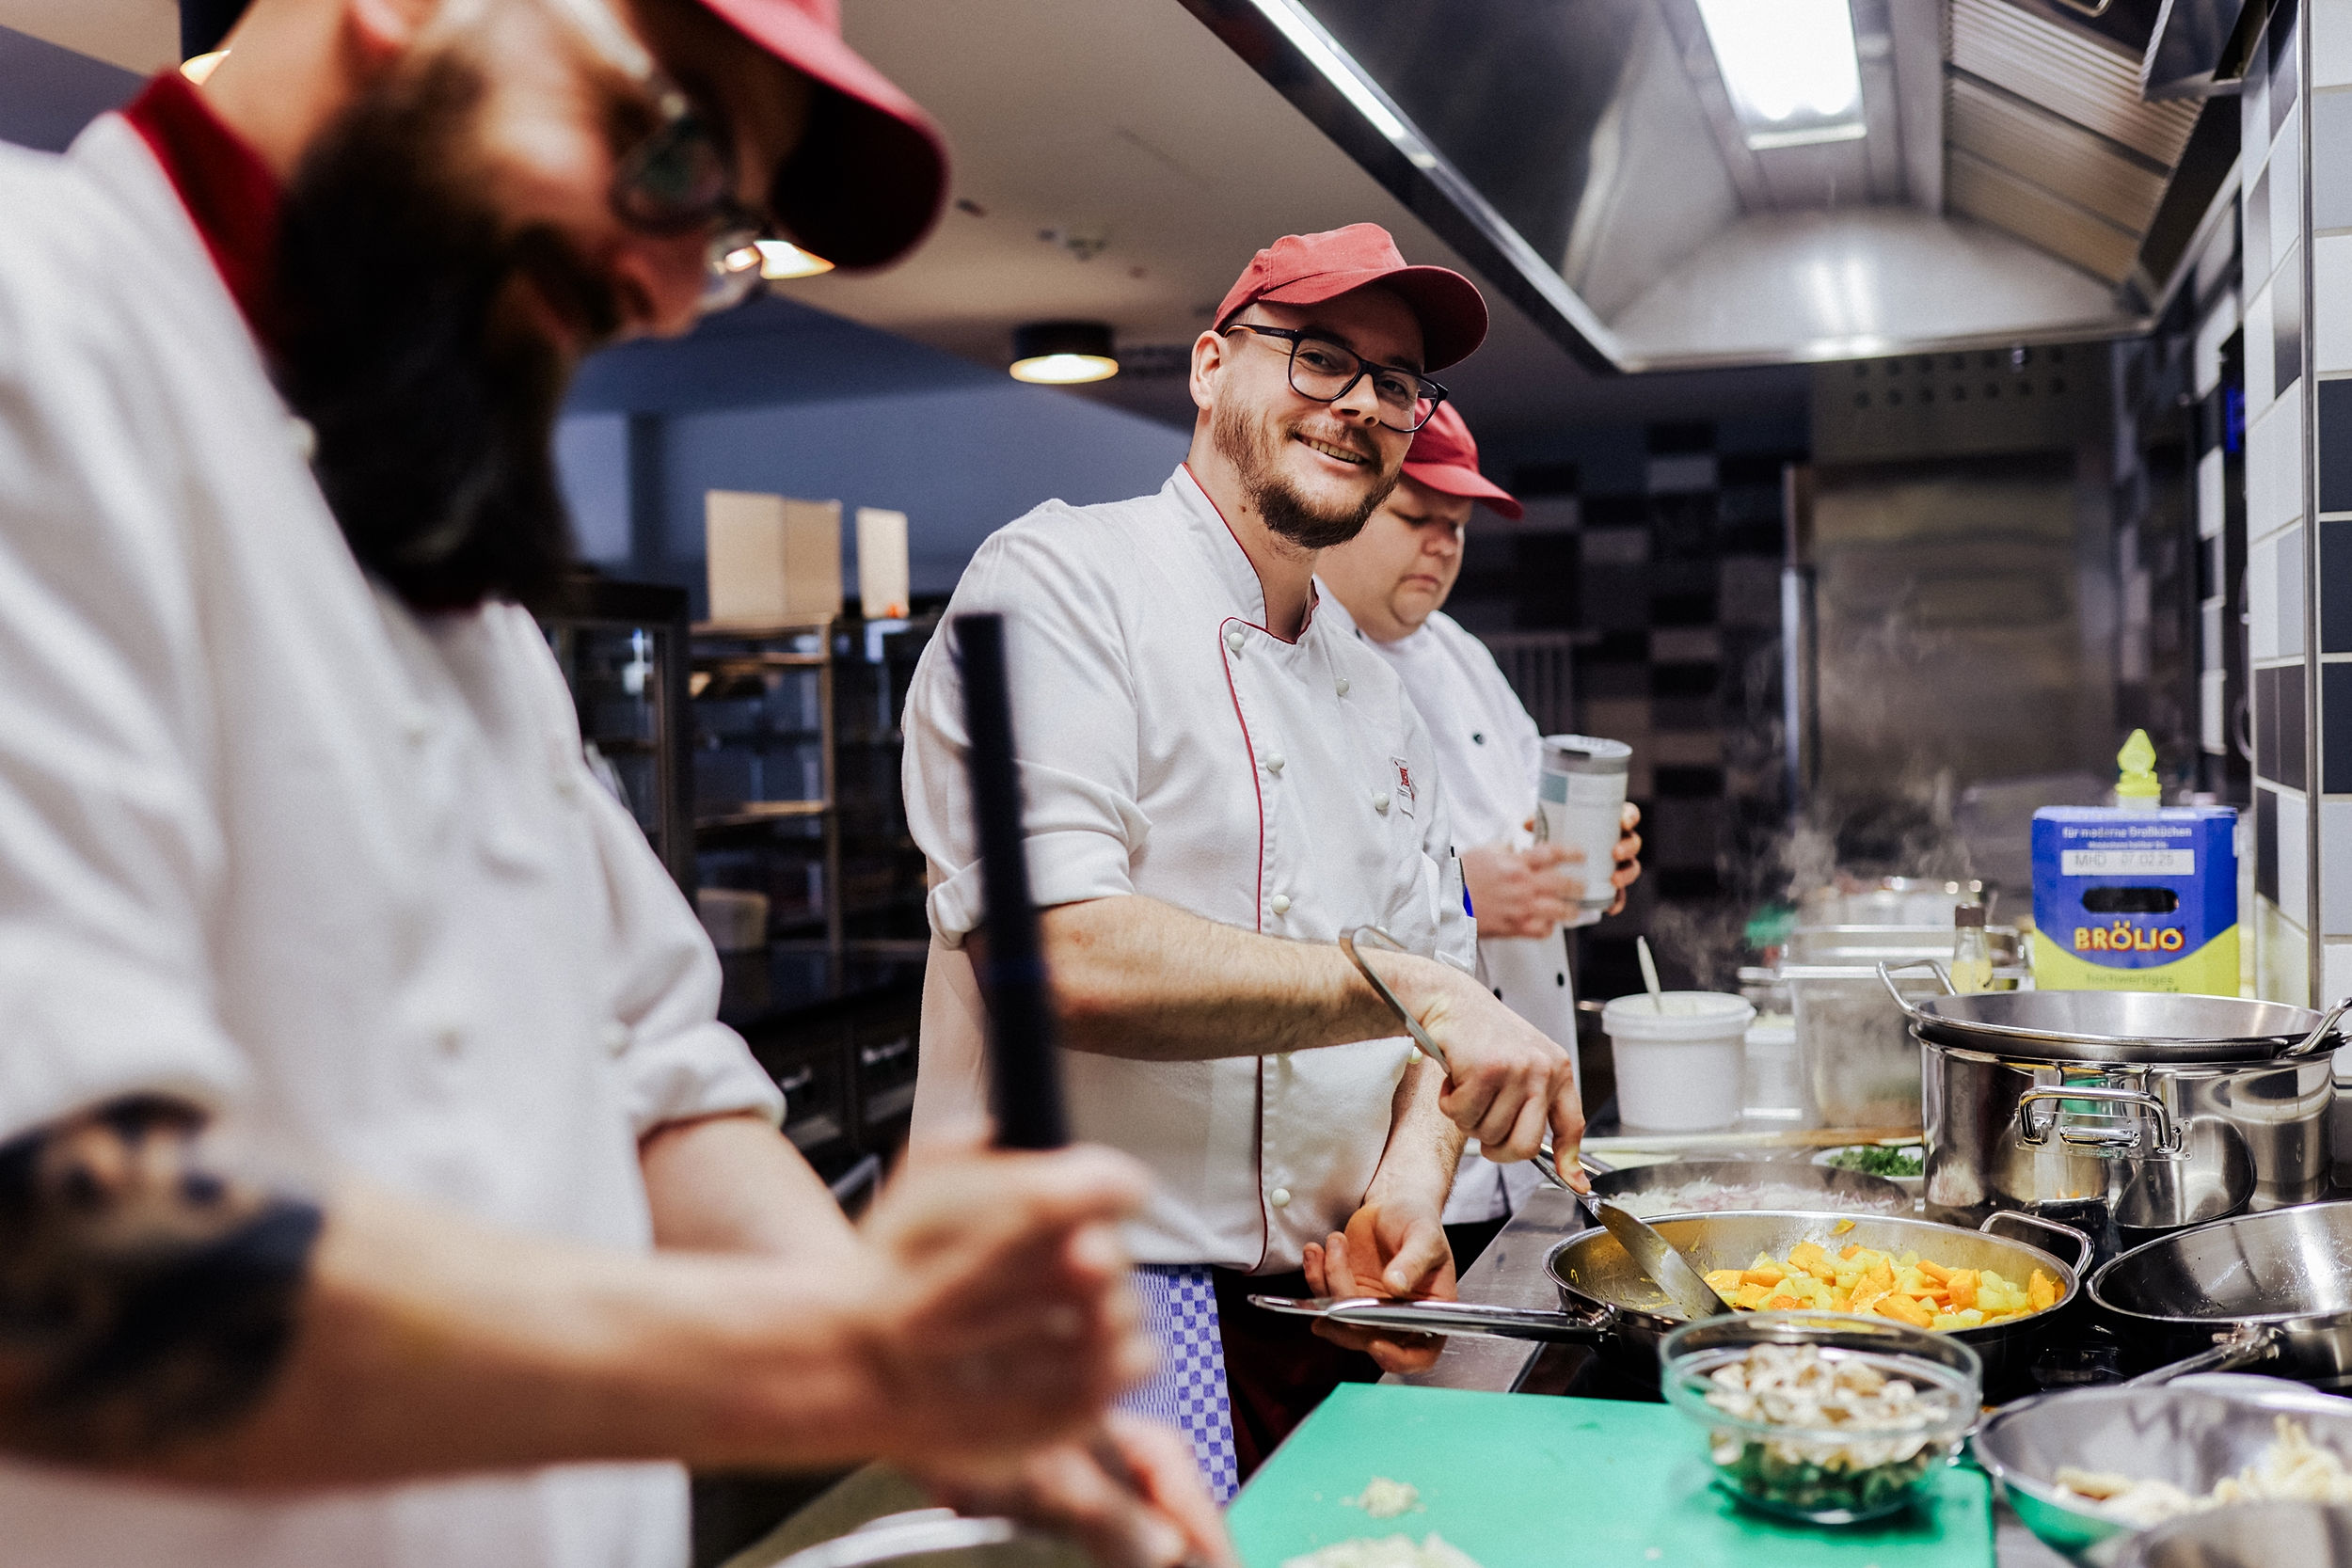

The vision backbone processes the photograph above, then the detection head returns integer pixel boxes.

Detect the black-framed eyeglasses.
[1224,323,1449,434]
[542,0,784,314]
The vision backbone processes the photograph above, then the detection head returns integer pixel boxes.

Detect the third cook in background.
[1317,404,1644,1264]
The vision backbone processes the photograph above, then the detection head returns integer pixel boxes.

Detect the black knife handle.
[953,612,1068,1150]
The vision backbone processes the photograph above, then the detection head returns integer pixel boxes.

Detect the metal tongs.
[1338,925,1734,1321]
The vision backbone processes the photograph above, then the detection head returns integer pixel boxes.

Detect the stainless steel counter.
[1388,1185,2072,1565]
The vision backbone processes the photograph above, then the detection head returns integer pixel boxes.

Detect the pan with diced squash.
[1701,1239,2061,1333]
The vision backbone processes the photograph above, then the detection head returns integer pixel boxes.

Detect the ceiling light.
[1693,0,1866,150]
[1009,322,1119,385]
[755,239,834,280]
[181,49,229,84]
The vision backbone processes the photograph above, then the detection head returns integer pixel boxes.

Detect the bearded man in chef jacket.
[0,2,1237,1566]
[1316,406,1645,1265]
[903,224,1592,1497]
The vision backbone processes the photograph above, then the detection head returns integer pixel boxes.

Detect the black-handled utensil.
[955,612,1067,1150]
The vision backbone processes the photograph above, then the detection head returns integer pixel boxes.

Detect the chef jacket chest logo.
[1390,757,1416,818]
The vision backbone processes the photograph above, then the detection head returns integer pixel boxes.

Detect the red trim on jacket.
[123,71,285,353]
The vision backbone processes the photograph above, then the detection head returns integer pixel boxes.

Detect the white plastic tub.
[1604,991,1756,1132]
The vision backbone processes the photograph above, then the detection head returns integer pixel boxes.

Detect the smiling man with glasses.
[902,225,1591,1497]
[0,2,1237,1567]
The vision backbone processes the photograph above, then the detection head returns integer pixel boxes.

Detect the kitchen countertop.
[1391,1184,2072,1566]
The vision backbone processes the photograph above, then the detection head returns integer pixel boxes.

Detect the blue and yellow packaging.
[2030,804,2239,992]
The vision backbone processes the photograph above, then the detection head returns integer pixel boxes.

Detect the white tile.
[2324,801,2352,934]
[2251,532,2280,658]
[2249,283,2278,420]
[2284,787,2312,924]
[2320,237,2352,372]
[2284,524,2308,655]
[2205,667,2229,753]
[2201,446,2227,538]
[2276,111,2307,273]
[2197,290,2240,396]
[2322,0,2352,88]
[2326,944,2352,1013]
[2259,895,2313,1006]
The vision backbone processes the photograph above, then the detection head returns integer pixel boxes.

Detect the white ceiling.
[793,0,1807,436]
[0,0,173,73]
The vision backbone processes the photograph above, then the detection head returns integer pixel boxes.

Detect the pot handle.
[2121,1323,2284,1388]
[2281,995,2352,1058]
[1979,1209,2095,1275]
[1876,958,1955,1021]
[2015,1084,2185,1156]
[1248,1293,1619,1344]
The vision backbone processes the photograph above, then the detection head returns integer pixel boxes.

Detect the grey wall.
[0,24,140,152]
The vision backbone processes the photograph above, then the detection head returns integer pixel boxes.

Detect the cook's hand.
[849,1132,1156,1463]
[1605,802,1644,917]
[1461,841,1580,939]
[918,1414,1240,1568]
[1407,972,1585,1174]
[1302,1200,1456,1374]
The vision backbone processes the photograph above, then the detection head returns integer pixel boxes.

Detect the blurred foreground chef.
[0,2,1231,1565]
[903,225,1590,1497]
[1315,407,1645,1263]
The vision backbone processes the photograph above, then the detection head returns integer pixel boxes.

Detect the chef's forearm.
[1366,1055,1465,1215]
[1028,894,1460,1060]
[135,1181,897,1486]
[640,1109,859,1271]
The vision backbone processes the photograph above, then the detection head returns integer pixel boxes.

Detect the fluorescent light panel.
[1692,0,1866,150]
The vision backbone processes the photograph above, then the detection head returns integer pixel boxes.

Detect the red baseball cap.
[696,0,948,270]
[1401,404,1522,520]
[1214,223,1487,372]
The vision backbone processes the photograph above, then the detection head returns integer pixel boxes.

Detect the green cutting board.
[1228,1383,1993,1568]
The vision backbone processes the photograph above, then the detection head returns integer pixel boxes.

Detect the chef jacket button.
[403,709,434,744]
[1269,1187,1292,1209]
[1265,752,1286,774]
[436,1026,463,1059]
[603,1022,631,1057]
[554,770,580,800]
[1335,676,1350,696]
[287,417,318,463]
[1225,628,1246,652]
[1271,893,1292,915]
[1373,790,1391,815]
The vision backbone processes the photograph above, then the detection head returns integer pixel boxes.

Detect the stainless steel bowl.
[1974,1379,2352,1562]
[2116,1500,2352,1567]
[1589,1158,1909,1219]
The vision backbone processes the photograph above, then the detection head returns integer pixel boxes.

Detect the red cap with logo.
[1401,404,1522,520]
[694,0,948,270]
[1213,223,1487,372]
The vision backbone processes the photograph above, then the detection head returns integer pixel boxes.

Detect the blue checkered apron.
[1117,1264,1239,1502]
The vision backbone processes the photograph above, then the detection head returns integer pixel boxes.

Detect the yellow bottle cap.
[2117,728,2160,802]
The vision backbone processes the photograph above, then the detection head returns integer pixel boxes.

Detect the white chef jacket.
[1316,596,1580,1225]
[903,467,1476,1271]
[0,116,783,1568]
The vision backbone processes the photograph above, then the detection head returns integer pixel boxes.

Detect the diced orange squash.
[2028,1270,2058,1312]
[1839,1243,1863,1260]
[1877,1293,1934,1328]
[1744,1265,1787,1287]
[1947,1270,1979,1310]
[1916,1259,1952,1284]
[1833,1218,1857,1235]
[1765,1293,1804,1311]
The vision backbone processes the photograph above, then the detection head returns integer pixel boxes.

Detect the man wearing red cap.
[0,2,1229,1565]
[1317,407,1645,1262]
[904,225,1590,1493]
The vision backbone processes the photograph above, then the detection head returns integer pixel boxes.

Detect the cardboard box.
[855,507,911,621]
[705,490,841,624]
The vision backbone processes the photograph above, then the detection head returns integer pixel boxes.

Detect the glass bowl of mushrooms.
[1660,1311,1983,1524]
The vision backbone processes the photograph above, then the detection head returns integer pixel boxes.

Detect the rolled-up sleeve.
[902,507,1149,946]
[0,275,246,1140]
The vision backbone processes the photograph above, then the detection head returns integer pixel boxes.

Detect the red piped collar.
[123,71,283,352]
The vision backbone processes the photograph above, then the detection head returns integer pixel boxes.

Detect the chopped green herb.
[1828,1146,1925,1178]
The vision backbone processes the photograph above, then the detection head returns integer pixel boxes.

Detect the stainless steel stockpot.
[1882,971,2348,1236]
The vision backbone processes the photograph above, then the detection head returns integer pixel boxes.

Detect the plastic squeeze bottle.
[1949,904,1994,993]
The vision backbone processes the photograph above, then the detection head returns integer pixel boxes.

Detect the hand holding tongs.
[1338,926,1732,1321]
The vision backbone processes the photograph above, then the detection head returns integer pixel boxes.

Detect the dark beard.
[1212,400,1395,551]
[272,55,620,614]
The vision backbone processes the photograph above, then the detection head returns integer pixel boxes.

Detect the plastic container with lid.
[1605,991,1756,1132]
[1741,1013,1804,1125]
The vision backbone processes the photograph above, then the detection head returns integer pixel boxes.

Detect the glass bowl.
[1660,1311,1983,1524]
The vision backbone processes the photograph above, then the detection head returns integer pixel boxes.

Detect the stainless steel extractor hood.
[1177,0,2238,371]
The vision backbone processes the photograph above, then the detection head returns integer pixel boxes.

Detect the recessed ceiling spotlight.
[1693,0,1866,150]
[181,49,229,84]
[1009,321,1119,385]
[755,239,834,280]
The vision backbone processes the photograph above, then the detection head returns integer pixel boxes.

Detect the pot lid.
[1908,990,2342,1064]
